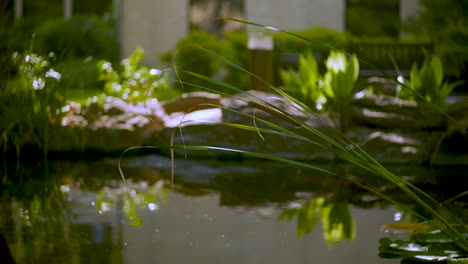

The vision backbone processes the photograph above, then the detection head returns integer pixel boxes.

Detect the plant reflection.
[95,180,167,227]
[279,184,355,247]
[0,168,74,263]
[0,164,168,263]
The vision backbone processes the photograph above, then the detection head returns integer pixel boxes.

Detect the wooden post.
[64,0,73,20]
[14,0,23,19]
[248,31,275,91]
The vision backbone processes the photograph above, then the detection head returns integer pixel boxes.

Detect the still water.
[1,155,432,264]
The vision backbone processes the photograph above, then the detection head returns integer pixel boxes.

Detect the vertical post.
[64,0,73,20]
[400,0,421,36]
[14,0,23,19]
[113,0,121,47]
[248,31,275,91]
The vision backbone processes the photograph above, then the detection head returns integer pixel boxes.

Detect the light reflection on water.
[0,156,406,264]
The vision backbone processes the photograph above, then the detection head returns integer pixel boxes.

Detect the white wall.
[400,0,421,21]
[307,0,345,32]
[245,0,345,32]
[121,0,189,67]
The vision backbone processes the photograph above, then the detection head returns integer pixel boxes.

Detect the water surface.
[0,156,423,264]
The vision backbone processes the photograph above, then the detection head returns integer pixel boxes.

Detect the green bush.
[346,0,400,39]
[161,30,243,93]
[0,18,38,83]
[56,58,103,91]
[405,0,468,78]
[99,47,178,102]
[34,15,118,61]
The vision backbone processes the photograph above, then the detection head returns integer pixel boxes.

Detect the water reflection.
[280,184,355,247]
[0,156,430,263]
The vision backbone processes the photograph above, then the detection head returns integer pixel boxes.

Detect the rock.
[103,96,127,115]
[156,91,338,161]
[53,91,468,165]
[347,127,433,164]
[49,126,160,155]
[446,96,468,129]
[352,94,445,129]
[161,92,221,115]
[52,96,166,155]
[353,94,420,114]
[351,107,445,129]
[367,77,398,96]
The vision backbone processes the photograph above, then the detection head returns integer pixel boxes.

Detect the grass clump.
[1,51,67,161]
[159,19,468,258]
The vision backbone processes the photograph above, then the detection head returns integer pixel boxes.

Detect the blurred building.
[9,0,421,66]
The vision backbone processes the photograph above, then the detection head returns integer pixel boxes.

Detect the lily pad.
[379,236,468,262]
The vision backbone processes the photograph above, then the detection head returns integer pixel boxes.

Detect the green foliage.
[280,53,323,110]
[0,15,118,85]
[0,18,38,81]
[322,51,359,131]
[1,51,67,158]
[161,30,240,93]
[34,15,118,61]
[280,191,355,247]
[346,0,400,38]
[280,50,360,130]
[169,18,468,257]
[55,58,104,93]
[98,47,178,102]
[96,181,167,228]
[398,53,464,108]
[416,0,468,77]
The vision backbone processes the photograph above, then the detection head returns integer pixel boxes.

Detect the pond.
[1,155,464,264]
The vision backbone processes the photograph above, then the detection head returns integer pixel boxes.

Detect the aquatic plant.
[280,53,323,111]
[96,180,167,227]
[322,50,359,131]
[397,52,464,108]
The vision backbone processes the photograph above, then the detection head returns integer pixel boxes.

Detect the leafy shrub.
[34,15,118,61]
[346,0,400,39]
[0,18,38,82]
[398,52,464,108]
[98,47,178,102]
[417,0,468,78]
[55,58,103,92]
[161,30,241,93]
